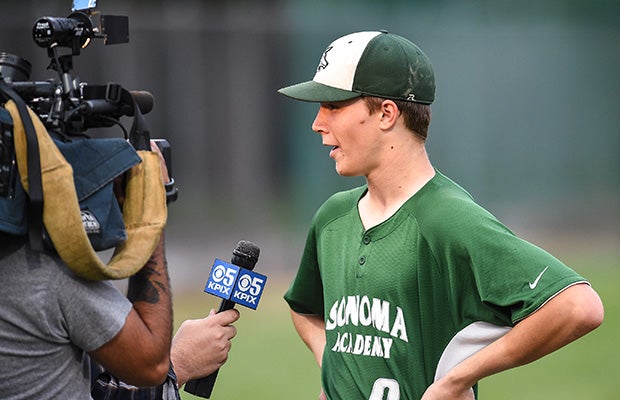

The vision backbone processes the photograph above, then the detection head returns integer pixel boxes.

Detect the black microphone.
[184,240,260,398]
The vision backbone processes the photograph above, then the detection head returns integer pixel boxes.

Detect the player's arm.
[290,310,326,367]
[422,283,604,400]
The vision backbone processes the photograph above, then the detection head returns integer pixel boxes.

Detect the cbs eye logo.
[236,273,265,297]
[211,264,237,287]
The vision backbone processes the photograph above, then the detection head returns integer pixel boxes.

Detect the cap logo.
[317,46,333,72]
[407,94,416,101]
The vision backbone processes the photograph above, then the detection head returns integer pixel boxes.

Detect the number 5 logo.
[369,378,400,400]
[211,264,237,287]
[236,274,265,296]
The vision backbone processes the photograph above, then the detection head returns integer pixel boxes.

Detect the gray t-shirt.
[0,235,132,399]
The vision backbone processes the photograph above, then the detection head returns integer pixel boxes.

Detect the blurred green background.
[0,0,618,398]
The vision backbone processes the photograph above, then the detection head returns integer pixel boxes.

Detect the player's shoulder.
[411,171,476,212]
[311,186,366,229]
[408,171,500,232]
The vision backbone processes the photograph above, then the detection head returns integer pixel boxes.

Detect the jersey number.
[369,378,400,400]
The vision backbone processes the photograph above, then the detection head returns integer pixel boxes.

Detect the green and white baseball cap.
[278,30,435,104]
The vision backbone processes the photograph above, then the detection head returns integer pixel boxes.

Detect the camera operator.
[0,136,242,399]
[0,140,174,398]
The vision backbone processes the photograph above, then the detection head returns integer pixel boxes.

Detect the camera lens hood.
[0,53,32,82]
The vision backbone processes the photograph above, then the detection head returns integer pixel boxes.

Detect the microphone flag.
[204,258,267,310]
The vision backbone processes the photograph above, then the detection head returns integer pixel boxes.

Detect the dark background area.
[1,0,617,288]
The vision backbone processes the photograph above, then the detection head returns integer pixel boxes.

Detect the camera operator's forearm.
[91,233,173,386]
[127,233,172,312]
[126,232,173,351]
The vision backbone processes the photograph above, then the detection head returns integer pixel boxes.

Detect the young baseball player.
[278,30,603,400]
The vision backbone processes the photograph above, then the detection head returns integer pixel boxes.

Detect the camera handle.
[40,46,82,136]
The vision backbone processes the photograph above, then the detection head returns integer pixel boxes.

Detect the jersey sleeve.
[284,221,325,316]
[468,219,586,322]
[422,194,587,324]
[284,188,364,317]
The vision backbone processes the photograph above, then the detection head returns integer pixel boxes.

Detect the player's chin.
[334,164,362,177]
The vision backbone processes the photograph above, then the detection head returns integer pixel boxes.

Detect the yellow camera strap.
[5,99,167,281]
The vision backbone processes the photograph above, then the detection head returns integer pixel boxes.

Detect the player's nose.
[312,106,328,135]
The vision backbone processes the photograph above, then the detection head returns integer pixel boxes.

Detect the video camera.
[0,0,172,199]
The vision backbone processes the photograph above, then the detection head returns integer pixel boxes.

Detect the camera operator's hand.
[150,140,170,185]
[170,309,241,387]
[112,141,170,209]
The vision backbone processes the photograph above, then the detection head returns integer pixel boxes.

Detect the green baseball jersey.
[284,170,587,400]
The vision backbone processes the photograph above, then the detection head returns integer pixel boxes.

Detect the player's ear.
[379,99,399,129]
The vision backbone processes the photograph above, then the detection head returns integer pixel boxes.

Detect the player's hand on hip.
[421,380,475,400]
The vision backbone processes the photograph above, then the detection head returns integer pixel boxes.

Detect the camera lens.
[0,53,32,82]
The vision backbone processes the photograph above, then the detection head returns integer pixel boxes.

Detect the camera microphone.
[184,240,267,398]
[127,91,154,115]
[81,89,153,116]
